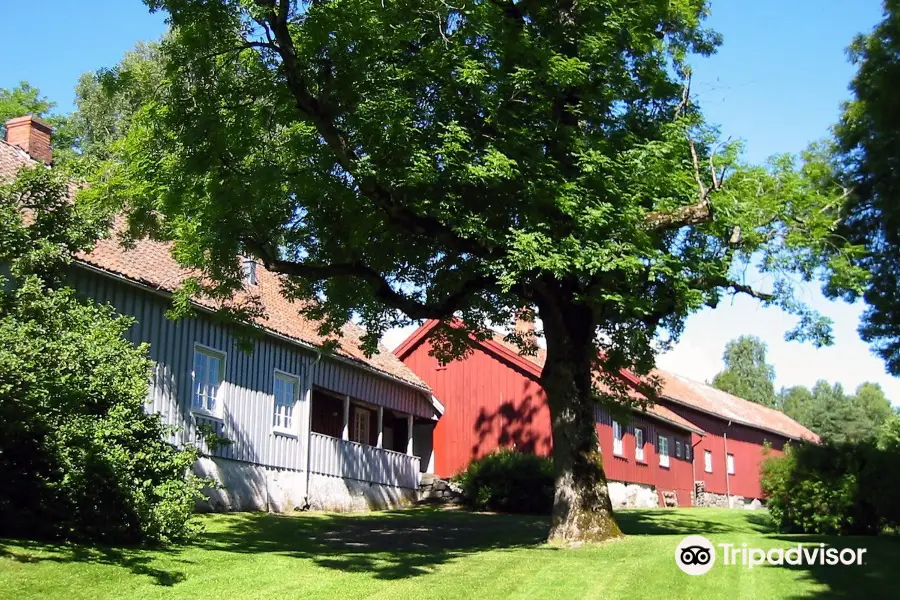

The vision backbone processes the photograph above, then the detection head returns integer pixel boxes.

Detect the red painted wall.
[596,408,694,507]
[399,337,553,477]
[659,400,788,499]
[400,336,695,508]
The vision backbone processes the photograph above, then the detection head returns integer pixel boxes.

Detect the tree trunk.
[538,294,623,545]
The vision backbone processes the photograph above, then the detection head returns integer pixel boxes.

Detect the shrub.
[0,278,207,545]
[454,449,554,514]
[761,440,900,535]
[0,163,207,545]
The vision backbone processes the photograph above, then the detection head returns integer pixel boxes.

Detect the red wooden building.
[395,320,818,508]
[653,370,818,502]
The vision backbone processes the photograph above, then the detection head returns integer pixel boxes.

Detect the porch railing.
[309,432,421,489]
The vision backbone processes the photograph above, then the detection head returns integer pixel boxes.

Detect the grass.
[1,507,897,599]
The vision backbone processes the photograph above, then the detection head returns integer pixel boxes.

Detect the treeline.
[712,335,896,443]
[777,381,895,444]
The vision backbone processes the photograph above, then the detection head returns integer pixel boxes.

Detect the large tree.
[711,335,776,406]
[88,0,864,543]
[833,0,900,374]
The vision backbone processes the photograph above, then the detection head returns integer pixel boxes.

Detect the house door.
[353,408,371,444]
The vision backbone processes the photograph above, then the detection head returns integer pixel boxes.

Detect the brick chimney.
[5,115,53,164]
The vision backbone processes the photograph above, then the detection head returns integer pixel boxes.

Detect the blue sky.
[1,1,896,400]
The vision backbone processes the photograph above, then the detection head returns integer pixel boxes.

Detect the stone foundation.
[608,481,659,508]
[692,481,764,509]
[194,456,418,513]
[306,473,418,512]
[418,474,463,504]
[194,456,307,512]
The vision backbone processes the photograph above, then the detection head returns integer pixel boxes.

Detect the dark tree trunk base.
[547,449,623,545]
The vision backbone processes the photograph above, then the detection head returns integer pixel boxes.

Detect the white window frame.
[727,453,735,475]
[353,406,371,445]
[705,449,713,473]
[686,443,692,462]
[192,343,226,419]
[675,439,682,459]
[635,428,645,462]
[612,420,624,456]
[272,369,300,436]
[658,435,670,468]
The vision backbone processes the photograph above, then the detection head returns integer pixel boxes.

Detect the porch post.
[342,395,350,441]
[376,406,384,449]
[406,414,414,457]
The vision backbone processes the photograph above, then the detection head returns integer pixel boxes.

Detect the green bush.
[761,441,900,535]
[0,278,207,545]
[454,449,555,515]
[0,164,207,546]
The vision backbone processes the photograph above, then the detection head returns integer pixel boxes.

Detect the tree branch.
[640,275,774,329]
[489,0,526,27]
[250,1,493,259]
[701,276,775,302]
[245,240,495,319]
[644,136,731,231]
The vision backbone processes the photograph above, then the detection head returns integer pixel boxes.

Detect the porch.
[307,389,432,490]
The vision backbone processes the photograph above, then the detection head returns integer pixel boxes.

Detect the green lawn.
[1,507,896,599]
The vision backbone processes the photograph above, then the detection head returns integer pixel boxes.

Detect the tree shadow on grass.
[0,539,189,586]
[198,506,550,580]
[615,508,775,536]
[762,534,900,600]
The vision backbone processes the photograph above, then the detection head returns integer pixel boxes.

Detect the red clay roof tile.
[0,141,430,393]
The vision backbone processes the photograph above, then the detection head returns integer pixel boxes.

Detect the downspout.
[724,421,732,508]
[303,351,323,508]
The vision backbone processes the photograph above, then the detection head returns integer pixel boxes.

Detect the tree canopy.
[778,380,893,443]
[832,0,900,374]
[84,0,867,543]
[711,335,776,406]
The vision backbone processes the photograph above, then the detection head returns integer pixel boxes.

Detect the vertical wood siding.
[399,333,697,505]
[309,433,420,488]
[399,336,553,477]
[595,407,695,506]
[659,400,789,499]
[68,267,433,476]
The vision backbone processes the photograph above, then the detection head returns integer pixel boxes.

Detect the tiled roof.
[652,369,819,442]
[0,139,37,175]
[0,140,430,394]
[488,330,818,442]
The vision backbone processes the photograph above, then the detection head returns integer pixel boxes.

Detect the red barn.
[652,370,818,505]
[395,320,818,508]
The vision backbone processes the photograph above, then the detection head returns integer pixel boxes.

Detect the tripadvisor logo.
[675,535,867,576]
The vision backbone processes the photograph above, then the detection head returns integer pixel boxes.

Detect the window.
[612,421,624,456]
[705,449,713,473]
[658,435,670,468]
[353,408,371,444]
[675,439,682,459]
[685,443,692,461]
[727,453,735,475]
[192,346,225,414]
[273,372,298,433]
[635,428,645,462]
